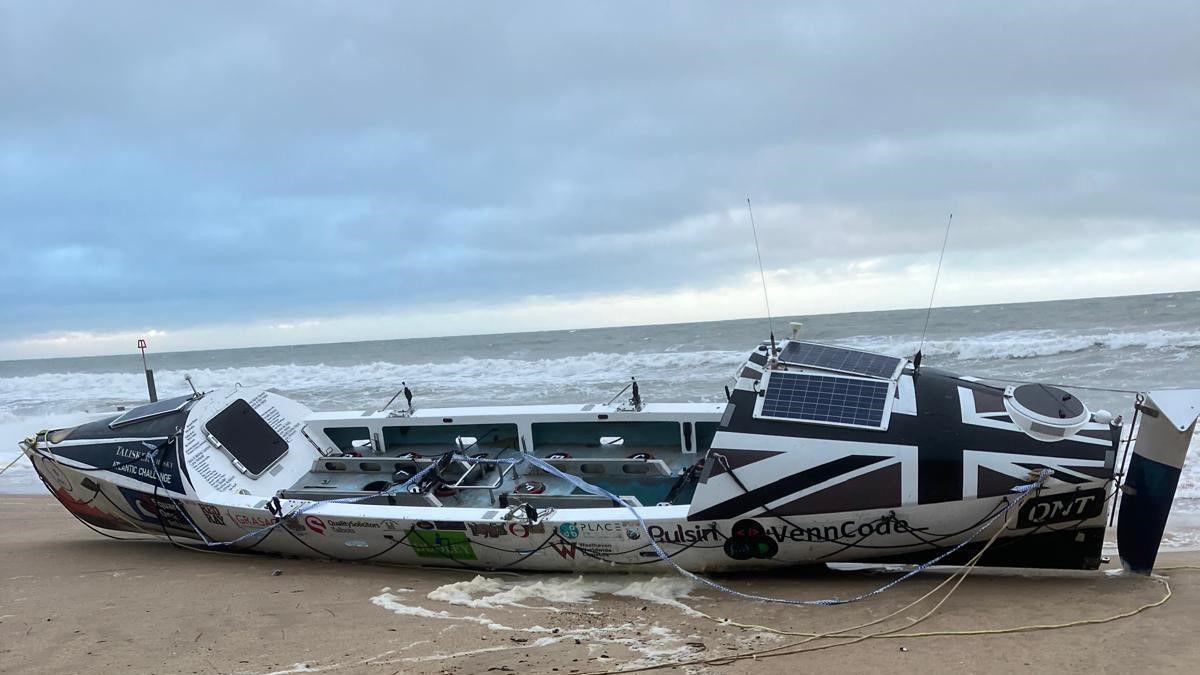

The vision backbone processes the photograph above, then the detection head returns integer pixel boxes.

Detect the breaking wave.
[845,328,1200,362]
[2,326,1198,417]
[0,350,746,417]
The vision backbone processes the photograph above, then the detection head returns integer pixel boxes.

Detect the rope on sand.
[596,565,1191,674]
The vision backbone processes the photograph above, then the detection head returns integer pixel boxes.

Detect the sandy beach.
[2,495,1198,674]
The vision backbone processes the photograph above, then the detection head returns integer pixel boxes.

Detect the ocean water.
[3,291,1198,526]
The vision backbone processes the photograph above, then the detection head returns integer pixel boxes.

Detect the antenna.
[917,213,953,364]
[746,198,777,354]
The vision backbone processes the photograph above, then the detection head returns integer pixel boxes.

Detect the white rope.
[0,453,25,477]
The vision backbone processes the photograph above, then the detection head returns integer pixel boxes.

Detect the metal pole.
[139,339,157,402]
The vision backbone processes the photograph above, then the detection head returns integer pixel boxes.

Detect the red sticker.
[305,515,326,535]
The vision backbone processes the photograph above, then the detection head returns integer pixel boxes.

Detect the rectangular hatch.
[204,398,289,477]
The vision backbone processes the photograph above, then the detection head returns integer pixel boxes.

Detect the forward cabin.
[21,338,1200,575]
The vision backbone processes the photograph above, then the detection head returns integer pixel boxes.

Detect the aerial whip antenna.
[746,198,777,356]
[915,213,953,371]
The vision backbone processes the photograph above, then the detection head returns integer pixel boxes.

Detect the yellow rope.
[599,496,1021,673]
[697,574,1171,639]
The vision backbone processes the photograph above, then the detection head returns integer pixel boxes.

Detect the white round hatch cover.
[1003,383,1091,442]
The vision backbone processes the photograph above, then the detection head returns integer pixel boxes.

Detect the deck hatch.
[204,398,289,476]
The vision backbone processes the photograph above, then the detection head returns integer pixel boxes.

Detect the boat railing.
[276,488,445,507]
[532,456,673,477]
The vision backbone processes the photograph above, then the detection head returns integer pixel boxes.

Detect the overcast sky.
[2,2,1197,359]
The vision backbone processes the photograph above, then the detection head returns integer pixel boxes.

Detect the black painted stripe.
[706,448,784,478]
[719,370,1110,507]
[688,454,887,521]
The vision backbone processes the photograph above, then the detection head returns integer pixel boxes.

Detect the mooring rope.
[0,453,24,477]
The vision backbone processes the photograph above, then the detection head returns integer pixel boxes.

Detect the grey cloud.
[1,1,1197,340]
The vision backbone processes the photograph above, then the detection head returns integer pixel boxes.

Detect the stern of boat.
[1116,389,1200,573]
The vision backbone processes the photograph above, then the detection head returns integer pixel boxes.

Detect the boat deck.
[285,441,704,510]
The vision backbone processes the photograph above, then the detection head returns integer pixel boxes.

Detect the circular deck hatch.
[1003,383,1090,441]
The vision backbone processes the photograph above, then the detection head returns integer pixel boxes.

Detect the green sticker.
[410,529,477,560]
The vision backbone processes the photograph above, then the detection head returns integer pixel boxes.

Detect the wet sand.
[3,494,1198,674]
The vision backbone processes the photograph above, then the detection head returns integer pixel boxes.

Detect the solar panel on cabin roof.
[777,341,902,380]
[758,372,891,429]
[109,394,194,429]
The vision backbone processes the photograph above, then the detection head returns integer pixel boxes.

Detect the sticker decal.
[119,488,192,532]
[52,440,185,492]
[410,529,477,560]
[468,522,507,538]
[650,523,721,545]
[52,486,129,531]
[507,522,546,538]
[723,519,778,560]
[199,504,226,526]
[1017,487,1106,528]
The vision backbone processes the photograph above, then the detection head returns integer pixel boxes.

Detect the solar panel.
[777,341,902,380]
[109,394,194,429]
[757,372,892,429]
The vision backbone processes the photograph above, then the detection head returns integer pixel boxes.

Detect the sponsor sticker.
[550,540,578,559]
[723,519,777,560]
[324,518,381,535]
[283,518,308,534]
[1017,487,1106,528]
[199,504,226,526]
[573,522,629,541]
[549,540,623,559]
[119,488,191,532]
[53,440,186,492]
[228,511,275,530]
[507,522,546,538]
[305,515,326,535]
[650,523,721,545]
[719,516,918,560]
[468,522,507,538]
[410,529,477,560]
